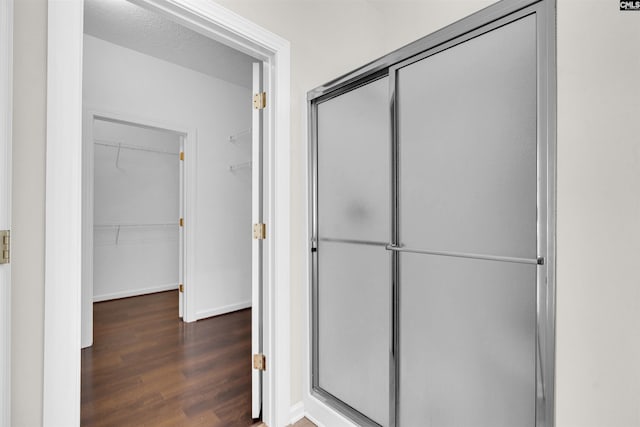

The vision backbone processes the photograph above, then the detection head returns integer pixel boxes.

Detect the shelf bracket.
[115,143,122,169]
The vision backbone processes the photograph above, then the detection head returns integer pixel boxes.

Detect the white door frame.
[44,1,291,426]
[81,108,197,349]
[0,0,12,425]
[251,61,265,418]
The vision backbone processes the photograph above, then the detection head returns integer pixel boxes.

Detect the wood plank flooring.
[290,418,316,427]
[81,291,257,426]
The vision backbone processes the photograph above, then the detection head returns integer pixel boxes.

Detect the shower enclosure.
[308,1,556,426]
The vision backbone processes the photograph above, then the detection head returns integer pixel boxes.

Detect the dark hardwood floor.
[81,291,257,427]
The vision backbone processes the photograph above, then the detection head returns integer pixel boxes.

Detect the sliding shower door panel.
[314,76,390,426]
[317,241,390,426]
[399,254,536,427]
[396,15,538,427]
[317,77,390,243]
[397,15,538,259]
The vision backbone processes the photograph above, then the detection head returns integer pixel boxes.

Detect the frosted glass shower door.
[395,15,539,427]
[314,76,390,426]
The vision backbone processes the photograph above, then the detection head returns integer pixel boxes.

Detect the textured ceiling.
[84,0,255,88]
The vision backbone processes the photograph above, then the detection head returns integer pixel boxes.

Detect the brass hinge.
[179,284,184,293]
[179,218,184,227]
[253,353,266,371]
[179,151,184,161]
[253,92,266,110]
[253,223,266,240]
[0,230,9,264]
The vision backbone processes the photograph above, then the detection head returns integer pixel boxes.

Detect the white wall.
[11,0,46,425]
[83,34,252,322]
[92,119,180,301]
[10,0,640,426]
[555,1,640,426]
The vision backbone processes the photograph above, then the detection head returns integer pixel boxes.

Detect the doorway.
[80,0,263,424]
[44,0,291,423]
[88,117,184,310]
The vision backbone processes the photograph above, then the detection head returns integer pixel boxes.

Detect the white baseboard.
[93,283,178,302]
[290,401,304,425]
[195,300,251,320]
[304,412,323,427]
[303,393,358,427]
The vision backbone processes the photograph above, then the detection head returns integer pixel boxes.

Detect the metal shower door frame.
[308,0,556,426]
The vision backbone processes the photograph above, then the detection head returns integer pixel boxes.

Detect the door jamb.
[80,108,197,349]
[44,1,291,426]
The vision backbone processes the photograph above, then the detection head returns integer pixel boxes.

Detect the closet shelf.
[94,223,179,246]
[95,139,180,169]
[228,161,252,172]
[94,223,178,228]
[228,128,252,143]
[94,139,180,156]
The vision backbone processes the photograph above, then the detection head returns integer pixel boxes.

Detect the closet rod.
[94,223,178,228]
[95,223,178,245]
[94,139,180,156]
[228,128,252,142]
[228,161,252,171]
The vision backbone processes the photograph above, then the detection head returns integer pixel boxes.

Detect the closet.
[92,118,182,302]
[309,1,555,426]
